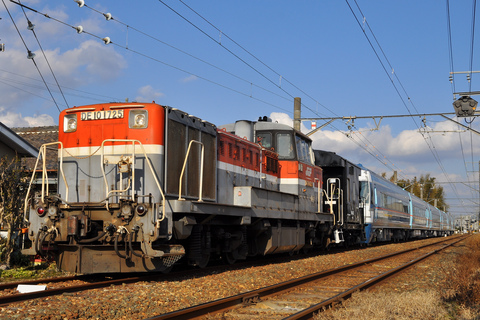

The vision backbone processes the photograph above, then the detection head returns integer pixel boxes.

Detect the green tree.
[0,156,29,267]
[388,173,448,212]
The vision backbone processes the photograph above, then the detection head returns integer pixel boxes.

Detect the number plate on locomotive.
[81,110,124,121]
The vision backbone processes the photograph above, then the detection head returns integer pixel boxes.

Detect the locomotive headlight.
[129,110,148,129]
[135,114,146,127]
[64,114,77,132]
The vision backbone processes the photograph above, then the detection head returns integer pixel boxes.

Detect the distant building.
[0,122,38,160]
[455,215,479,232]
[12,126,60,194]
[12,126,59,171]
[0,122,40,236]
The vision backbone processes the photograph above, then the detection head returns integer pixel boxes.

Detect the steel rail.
[0,272,178,307]
[284,236,467,320]
[149,235,467,320]
[0,275,80,291]
[0,256,278,306]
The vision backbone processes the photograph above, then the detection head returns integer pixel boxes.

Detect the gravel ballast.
[0,236,465,320]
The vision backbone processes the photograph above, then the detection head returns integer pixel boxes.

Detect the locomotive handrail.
[24,142,68,223]
[178,140,204,202]
[314,178,321,213]
[100,139,166,221]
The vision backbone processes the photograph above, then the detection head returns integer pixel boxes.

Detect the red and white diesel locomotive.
[23,102,334,273]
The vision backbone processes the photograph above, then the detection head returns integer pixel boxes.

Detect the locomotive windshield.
[276,132,295,160]
[295,135,314,165]
[257,131,314,163]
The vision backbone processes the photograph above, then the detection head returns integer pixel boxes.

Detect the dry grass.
[440,235,480,317]
[315,235,480,320]
[315,290,449,320]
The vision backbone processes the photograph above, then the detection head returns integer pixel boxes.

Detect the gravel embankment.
[0,236,465,320]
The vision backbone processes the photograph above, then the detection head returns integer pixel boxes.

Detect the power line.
[446,0,456,95]
[346,0,466,213]
[469,0,477,92]
[2,0,61,113]
[8,0,293,114]
[19,0,70,109]
[175,0,338,118]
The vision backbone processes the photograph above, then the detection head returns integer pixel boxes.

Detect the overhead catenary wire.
[156,0,334,119]
[155,0,414,176]
[446,0,456,95]
[0,69,121,103]
[175,0,339,118]
[2,0,61,113]
[469,0,477,93]
[346,0,465,212]
[19,0,70,109]
[75,1,294,106]
[7,1,473,214]
[8,0,293,114]
[17,0,422,189]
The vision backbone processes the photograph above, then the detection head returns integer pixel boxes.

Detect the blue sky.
[1,1,479,218]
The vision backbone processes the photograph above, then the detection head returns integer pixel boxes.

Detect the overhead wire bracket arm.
[306,119,335,136]
[440,114,480,136]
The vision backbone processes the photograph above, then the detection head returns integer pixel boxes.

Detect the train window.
[129,110,148,129]
[256,132,272,149]
[276,133,294,160]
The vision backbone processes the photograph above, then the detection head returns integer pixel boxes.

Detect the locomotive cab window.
[295,135,314,165]
[276,132,295,160]
[129,110,148,129]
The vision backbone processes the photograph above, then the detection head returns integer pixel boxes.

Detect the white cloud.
[269,112,480,179]
[135,85,164,102]
[0,40,127,124]
[0,108,55,128]
[56,40,127,81]
[181,75,198,83]
[0,2,127,124]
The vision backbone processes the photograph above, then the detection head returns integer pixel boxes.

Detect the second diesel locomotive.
[22,102,454,274]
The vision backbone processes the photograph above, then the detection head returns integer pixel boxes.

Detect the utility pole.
[294,97,301,131]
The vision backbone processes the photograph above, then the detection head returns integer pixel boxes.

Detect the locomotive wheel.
[223,252,236,265]
[196,252,210,269]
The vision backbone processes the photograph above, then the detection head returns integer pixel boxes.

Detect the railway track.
[150,235,467,320]
[0,252,312,307]
[0,235,465,314]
